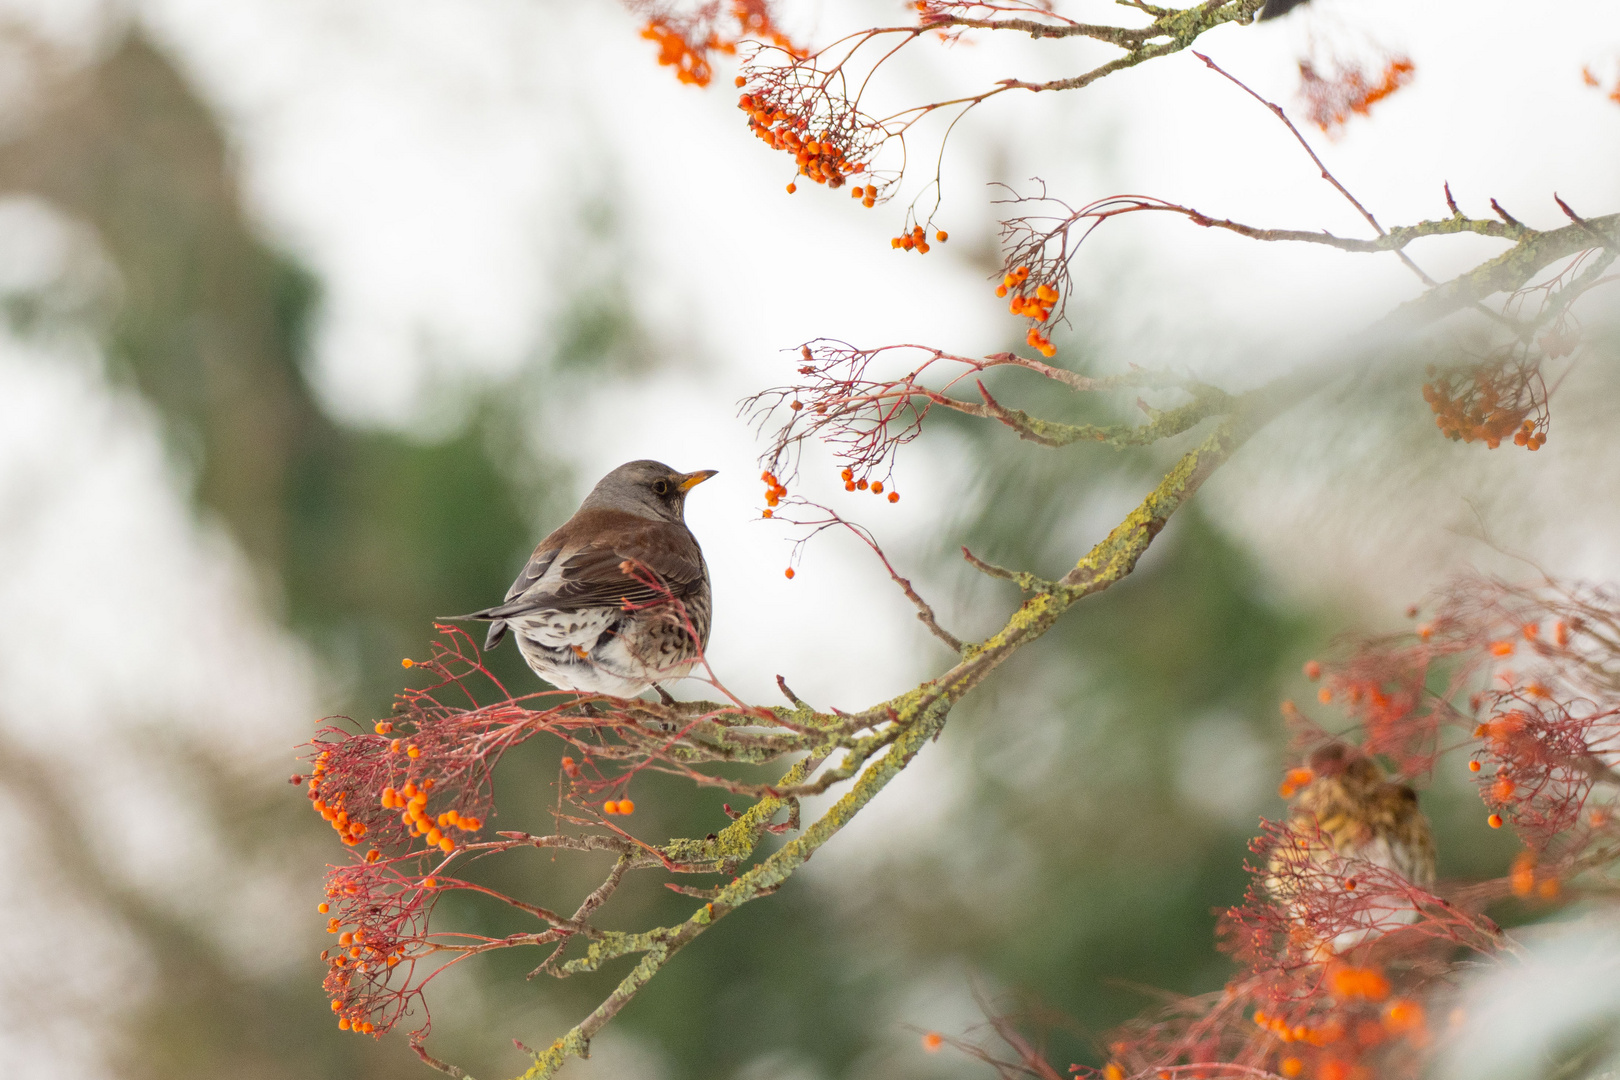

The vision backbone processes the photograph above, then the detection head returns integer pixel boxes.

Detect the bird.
[1267,742,1437,952]
[455,460,717,699]
[1258,0,1310,19]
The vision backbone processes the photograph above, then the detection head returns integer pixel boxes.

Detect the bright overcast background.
[1,0,1619,1077]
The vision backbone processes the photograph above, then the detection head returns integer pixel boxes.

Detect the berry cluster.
[891,224,947,252]
[740,93,865,191]
[839,466,899,503]
[1422,360,1548,450]
[641,19,729,87]
[1299,57,1415,134]
[640,2,802,89]
[995,265,1059,357]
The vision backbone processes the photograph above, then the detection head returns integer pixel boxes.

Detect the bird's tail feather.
[442,607,511,652]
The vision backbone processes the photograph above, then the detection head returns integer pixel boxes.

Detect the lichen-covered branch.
[1394,212,1619,327]
[510,404,1262,1078]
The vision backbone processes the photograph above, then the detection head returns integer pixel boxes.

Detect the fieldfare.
[1267,743,1437,951]
[456,460,716,698]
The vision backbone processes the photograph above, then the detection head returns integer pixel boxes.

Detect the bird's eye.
[652,479,671,497]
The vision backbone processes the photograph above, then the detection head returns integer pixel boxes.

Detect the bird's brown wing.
[546,516,706,611]
[502,540,562,603]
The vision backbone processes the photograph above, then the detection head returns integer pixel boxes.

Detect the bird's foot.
[654,683,677,706]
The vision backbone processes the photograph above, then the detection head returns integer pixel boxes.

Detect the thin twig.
[1192,51,1438,287]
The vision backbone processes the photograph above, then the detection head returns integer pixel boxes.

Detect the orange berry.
[935,230,947,242]
[762,509,773,518]
[784,567,796,579]
[1303,661,1322,681]
[856,479,869,490]
[870,481,883,494]
[887,491,899,503]
[1468,759,1481,772]
[786,183,797,194]
[407,745,420,758]
[844,481,856,491]
[423,878,437,888]
[318,902,329,913]
[840,468,853,481]
[425,828,442,846]
[1488,813,1504,829]
[374,721,392,734]
[618,799,635,814]
[922,1032,944,1052]
[401,658,413,668]
[438,836,455,852]
[734,76,745,87]
[603,800,619,815]
[1317,687,1333,704]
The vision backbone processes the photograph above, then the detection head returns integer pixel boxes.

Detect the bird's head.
[582,460,718,523]
[1305,741,1385,794]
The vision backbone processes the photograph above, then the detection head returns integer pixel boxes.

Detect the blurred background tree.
[0,3,1613,1080]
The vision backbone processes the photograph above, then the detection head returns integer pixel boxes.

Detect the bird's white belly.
[508,607,696,697]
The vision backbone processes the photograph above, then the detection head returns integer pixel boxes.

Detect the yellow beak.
[677,469,718,492]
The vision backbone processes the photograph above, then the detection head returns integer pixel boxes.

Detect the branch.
[1394,213,1619,326]
[948,378,1231,448]
[510,376,1287,1079]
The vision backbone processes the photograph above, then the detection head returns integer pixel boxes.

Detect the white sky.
[2,0,1620,1074]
